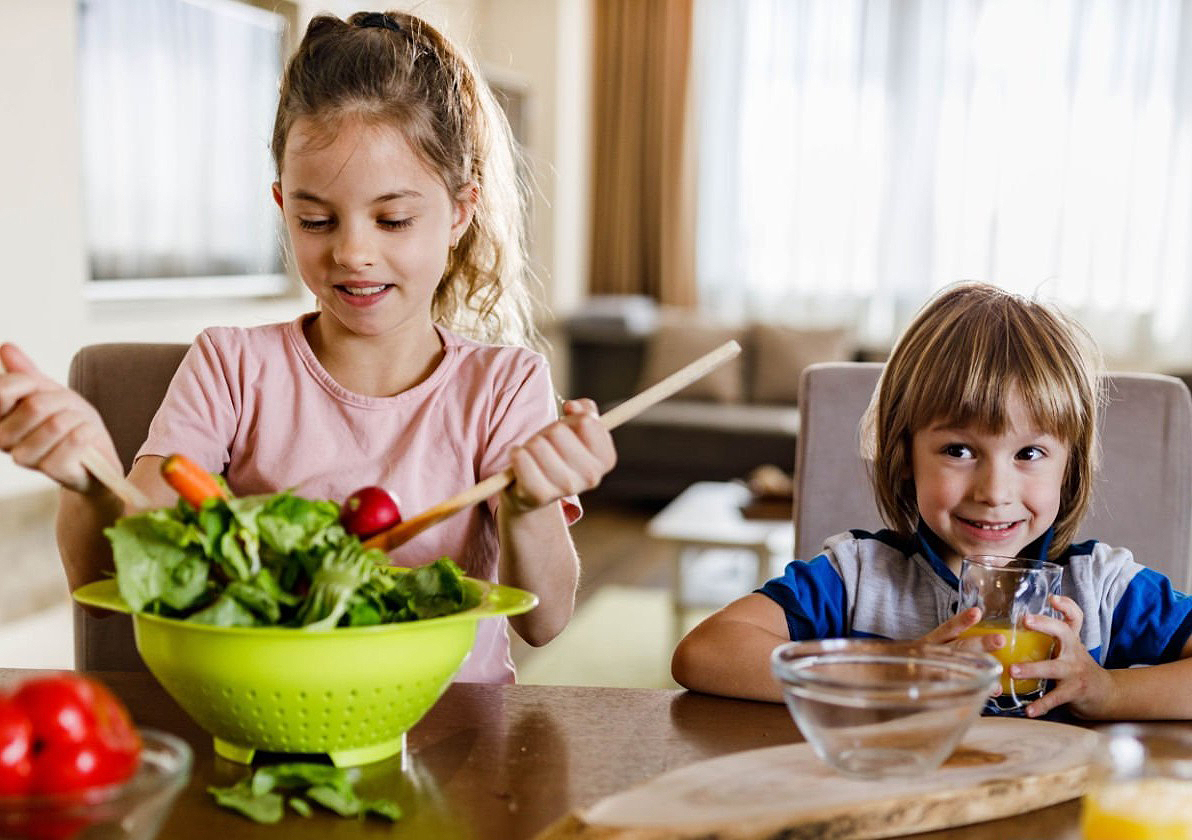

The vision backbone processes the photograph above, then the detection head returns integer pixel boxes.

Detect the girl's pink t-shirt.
[137,314,580,683]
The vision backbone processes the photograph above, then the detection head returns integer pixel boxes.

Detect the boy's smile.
[910,391,1068,573]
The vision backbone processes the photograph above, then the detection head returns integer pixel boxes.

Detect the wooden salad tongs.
[80,446,151,509]
[0,349,150,510]
[362,340,742,553]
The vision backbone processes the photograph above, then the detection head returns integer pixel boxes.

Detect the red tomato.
[340,486,402,538]
[86,680,140,761]
[29,739,130,796]
[10,675,140,796]
[12,677,93,747]
[9,816,87,840]
[0,698,33,796]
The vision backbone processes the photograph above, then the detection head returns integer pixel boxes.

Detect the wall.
[473,0,592,317]
[0,0,591,499]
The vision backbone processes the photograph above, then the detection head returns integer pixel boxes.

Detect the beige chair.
[68,343,190,672]
[794,362,1192,591]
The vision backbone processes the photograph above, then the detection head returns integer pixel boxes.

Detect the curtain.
[694,0,1192,366]
[79,0,284,284]
[589,0,697,306]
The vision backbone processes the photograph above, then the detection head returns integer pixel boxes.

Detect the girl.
[672,283,1192,719]
[0,11,617,684]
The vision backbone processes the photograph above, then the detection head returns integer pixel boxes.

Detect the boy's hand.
[920,606,1004,653]
[917,606,1005,696]
[0,343,118,496]
[1015,595,1115,719]
[503,398,616,513]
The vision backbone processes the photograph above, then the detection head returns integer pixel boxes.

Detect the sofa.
[561,297,860,506]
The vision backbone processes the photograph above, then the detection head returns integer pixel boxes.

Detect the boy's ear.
[272,182,284,211]
[450,181,479,244]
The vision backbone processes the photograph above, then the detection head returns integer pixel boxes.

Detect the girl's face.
[909,390,1069,572]
[273,116,475,341]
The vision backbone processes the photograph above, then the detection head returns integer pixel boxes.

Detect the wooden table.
[0,669,1099,839]
[647,481,795,641]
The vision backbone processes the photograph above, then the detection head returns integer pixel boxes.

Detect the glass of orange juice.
[956,554,1063,713]
[1082,725,1192,840]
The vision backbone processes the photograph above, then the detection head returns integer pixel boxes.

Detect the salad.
[102,455,479,630]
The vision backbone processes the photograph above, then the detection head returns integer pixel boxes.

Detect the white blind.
[694,0,1192,366]
[78,0,288,297]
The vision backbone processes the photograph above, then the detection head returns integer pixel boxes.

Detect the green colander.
[73,575,536,767]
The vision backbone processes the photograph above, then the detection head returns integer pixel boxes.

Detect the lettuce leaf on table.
[208,761,402,824]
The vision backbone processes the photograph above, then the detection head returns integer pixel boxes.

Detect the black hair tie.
[356,12,403,33]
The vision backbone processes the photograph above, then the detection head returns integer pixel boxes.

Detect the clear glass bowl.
[771,639,1000,780]
[0,729,192,840]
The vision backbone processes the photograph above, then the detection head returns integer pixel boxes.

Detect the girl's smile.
[335,282,394,307]
[910,390,1069,572]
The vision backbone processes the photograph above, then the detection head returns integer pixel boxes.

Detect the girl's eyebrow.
[373,190,423,202]
[287,189,424,203]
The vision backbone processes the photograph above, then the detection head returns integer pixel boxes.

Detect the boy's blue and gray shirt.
[759,523,1192,669]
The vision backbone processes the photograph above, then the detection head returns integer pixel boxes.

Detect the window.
[78,0,295,300]
[694,0,1192,364]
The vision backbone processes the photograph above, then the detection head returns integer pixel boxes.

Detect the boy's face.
[909,390,1069,573]
[272,115,475,342]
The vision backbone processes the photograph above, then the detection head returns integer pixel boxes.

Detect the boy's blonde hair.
[271,11,539,348]
[863,283,1103,558]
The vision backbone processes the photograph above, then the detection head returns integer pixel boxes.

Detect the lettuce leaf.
[105,509,209,612]
[103,489,482,628]
[209,762,402,824]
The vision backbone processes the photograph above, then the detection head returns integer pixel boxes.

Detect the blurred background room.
[3,0,1192,685]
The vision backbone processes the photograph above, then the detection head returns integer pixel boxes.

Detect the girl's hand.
[0,343,120,496]
[1016,595,1115,719]
[503,398,616,514]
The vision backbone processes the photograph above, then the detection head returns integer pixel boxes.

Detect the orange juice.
[957,620,1054,695]
[1082,778,1192,840]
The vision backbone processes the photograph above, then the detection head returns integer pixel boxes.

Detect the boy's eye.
[378,218,414,230]
[1017,446,1046,461]
[941,443,973,458]
[297,217,331,231]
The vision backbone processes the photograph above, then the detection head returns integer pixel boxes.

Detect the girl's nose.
[332,226,374,271]
[973,460,1014,505]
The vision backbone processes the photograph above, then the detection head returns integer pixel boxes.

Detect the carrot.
[161,454,227,507]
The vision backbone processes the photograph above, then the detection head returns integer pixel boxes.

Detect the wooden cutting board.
[536,718,1099,840]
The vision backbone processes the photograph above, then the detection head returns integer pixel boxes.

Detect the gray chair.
[68,342,190,671]
[794,362,1192,591]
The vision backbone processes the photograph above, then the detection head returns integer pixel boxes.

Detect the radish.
[340,486,402,538]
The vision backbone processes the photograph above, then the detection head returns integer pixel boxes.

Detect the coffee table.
[647,481,794,641]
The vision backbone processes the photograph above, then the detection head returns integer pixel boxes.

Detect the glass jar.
[1081,724,1192,840]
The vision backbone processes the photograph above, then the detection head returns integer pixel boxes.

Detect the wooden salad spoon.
[80,446,151,510]
[362,339,742,553]
[0,348,150,511]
